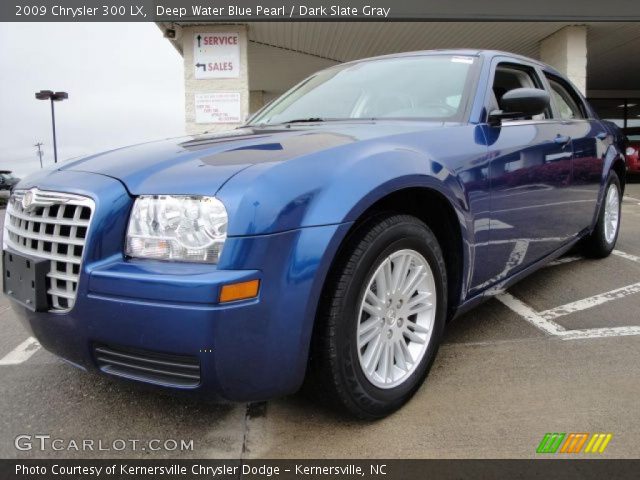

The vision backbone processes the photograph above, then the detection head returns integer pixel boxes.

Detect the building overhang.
[158,21,640,92]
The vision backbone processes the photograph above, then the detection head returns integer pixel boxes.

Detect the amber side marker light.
[219,279,260,303]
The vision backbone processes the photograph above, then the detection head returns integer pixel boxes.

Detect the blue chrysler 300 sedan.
[3,50,626,418]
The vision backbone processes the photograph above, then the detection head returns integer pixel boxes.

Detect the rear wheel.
[310,214,447,419]
[583,172,621,258]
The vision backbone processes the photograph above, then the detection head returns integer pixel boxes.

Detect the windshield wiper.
[282,117,325,124]
[252,117,377,128]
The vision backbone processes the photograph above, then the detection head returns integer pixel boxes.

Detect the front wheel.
[309,214,447,419]
[583,172,622,258]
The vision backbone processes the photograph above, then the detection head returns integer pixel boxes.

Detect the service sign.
[194,32,240,79]
[194,92,242,124]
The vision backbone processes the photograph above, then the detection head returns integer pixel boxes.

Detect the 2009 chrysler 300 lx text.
[3,50,626,418]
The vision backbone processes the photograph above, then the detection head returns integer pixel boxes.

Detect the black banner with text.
[3,0,640,22]
[2,459,640,480]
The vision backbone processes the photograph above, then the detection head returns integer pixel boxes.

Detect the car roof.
[336,49,562,76]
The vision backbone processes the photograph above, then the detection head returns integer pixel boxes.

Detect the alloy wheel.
[356,249,436,389]
[603,184,620,244]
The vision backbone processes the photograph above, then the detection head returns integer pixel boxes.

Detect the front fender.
[217,124,488,305]
[217,143,470,236]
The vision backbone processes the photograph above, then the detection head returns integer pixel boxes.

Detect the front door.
[481,61,576,287]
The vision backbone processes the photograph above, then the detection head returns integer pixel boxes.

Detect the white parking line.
[0,337,41,365]
[496,292,566,335]
[496,249,640,340]
[613,250,640,263]
[560,325,640,340]
[497,293,640,340]
[538,282,640,320]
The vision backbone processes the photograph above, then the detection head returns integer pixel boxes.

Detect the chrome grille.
[4,188,94,311]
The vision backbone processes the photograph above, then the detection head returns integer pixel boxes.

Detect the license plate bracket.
[3,250,50,311]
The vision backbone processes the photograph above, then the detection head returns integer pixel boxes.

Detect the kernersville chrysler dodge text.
[3,51,625,418]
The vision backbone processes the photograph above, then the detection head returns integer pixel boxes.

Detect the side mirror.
[489,88,550,126]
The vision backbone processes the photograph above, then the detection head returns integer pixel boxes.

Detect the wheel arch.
[611,156,626,195]
[317,185,467,324]
[303,184,468,395]
[591,149,627,232]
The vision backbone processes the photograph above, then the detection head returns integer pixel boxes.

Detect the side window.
[491,64,549,120]
[545,75,585,120]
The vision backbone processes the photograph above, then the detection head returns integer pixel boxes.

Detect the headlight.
[126,195,227,263]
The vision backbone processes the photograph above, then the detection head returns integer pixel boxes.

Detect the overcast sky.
[0,23,184,178]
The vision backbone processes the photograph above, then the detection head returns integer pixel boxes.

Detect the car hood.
[60,122,446,195]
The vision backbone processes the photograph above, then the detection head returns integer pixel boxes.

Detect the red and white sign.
[194,32,240,79]
[194,92,242,124]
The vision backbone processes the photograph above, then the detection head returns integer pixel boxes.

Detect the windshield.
[249,54,477,126]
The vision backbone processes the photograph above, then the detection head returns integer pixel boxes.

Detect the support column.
[181,25,249,134]
[540,26,587,95]
[249,90,265,114]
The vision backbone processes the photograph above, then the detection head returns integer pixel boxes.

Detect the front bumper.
[6,170,350,401]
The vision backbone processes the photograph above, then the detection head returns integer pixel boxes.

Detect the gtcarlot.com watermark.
[15,434,194,452]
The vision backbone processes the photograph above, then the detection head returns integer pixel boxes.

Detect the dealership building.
[156,21,640,134]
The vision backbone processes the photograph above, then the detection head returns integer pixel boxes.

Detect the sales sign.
[195,92,242,124]
[194,32,240,79]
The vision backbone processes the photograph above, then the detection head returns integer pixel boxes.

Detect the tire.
[309,214,447,419]
[583,172,622,258]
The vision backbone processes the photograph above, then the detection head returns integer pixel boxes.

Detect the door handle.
[554,135,571,145]
[596,131,608,140]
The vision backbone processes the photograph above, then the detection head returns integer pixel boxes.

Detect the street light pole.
[50,97,58,164]
[35,90,68,164]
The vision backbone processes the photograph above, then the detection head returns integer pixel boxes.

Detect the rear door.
[542,72,605,233]
[480,58,577,287]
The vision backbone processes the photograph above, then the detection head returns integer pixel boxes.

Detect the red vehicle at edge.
[624,127,640,174]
